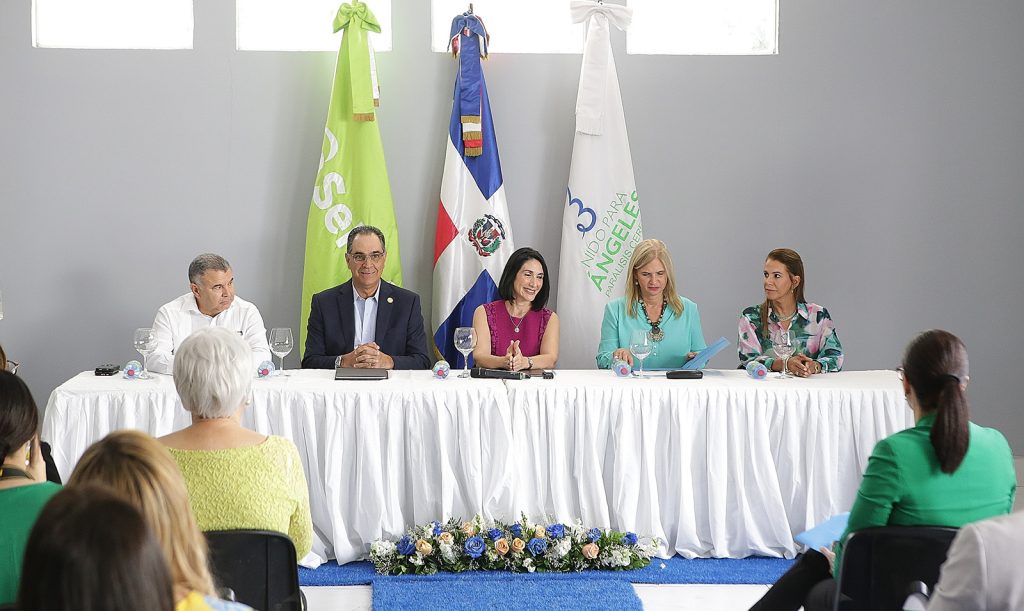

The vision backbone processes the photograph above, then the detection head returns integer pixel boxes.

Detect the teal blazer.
[596,296,707,369]
[834,414,1016,574]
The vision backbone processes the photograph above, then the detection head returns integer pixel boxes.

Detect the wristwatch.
[527,357,534,370]
[335,355,343,368]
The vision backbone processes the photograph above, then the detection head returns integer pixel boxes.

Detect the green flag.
[300,1,402,355]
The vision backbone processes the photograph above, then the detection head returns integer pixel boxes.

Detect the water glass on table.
[132,328,156,379]
[773,329,795,379]
[454,327,477,378]
[629,330,653,378]
[269,328,293,376]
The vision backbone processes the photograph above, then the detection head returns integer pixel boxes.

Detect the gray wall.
[2,1,1022,451]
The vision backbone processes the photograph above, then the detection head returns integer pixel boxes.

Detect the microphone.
[611,359,632,377]
[470,367,528,380]
[746,361,768,380]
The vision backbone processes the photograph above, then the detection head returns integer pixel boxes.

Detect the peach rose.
[461,521,477,536]
[581,543,600,560]
[511,538,526,553]
[534,526,546,539]
[437,532,454,545]
[415,539,433,556]
[494,538,510,556]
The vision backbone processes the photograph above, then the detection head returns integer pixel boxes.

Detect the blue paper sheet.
[795,513,850,550]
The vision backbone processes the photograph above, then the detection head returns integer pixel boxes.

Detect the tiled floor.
[301,584,770,610]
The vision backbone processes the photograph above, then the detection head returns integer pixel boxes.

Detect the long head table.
[41,368,909,563]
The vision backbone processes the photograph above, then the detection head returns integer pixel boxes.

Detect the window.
[237,0,392,52]
[430,0,583,54]
[33,0,193,49]
[627,0,778,55]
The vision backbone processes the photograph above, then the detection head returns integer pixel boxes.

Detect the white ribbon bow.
[570,0,633,135]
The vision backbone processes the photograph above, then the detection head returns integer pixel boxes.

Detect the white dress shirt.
[148,293,271,375]
[353,284,380,347]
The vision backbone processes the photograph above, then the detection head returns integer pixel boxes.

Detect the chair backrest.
[204,530,303,611]
[834,526,959,611]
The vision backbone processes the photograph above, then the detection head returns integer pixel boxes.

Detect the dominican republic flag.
[557,1,643,368]
[432,11,515,366]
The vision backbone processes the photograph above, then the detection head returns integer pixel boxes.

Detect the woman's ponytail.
[930,375,970,474]
[903,330,971,474]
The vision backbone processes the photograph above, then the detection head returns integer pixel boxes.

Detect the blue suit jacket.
[301,280,431,370]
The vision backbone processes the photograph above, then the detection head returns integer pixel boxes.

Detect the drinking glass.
[269,328,294,376]
[133,327,157,379]
[629,330,653,378]
[454,327,477,378]
[773,329,795,379]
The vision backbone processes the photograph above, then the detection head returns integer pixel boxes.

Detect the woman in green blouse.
[0,371,61,605]
[596,239,706,370]
[750,329,1016,611]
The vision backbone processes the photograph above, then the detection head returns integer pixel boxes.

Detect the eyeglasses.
[5,360,20,375]
[348,251,385,264]
[895,367,905,381]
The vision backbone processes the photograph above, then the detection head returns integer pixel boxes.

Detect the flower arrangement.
[369,515,657,575]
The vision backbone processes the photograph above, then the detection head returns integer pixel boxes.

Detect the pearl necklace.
[772,307,798,323]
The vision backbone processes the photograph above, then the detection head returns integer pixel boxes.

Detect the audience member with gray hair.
[160,327,313,560]
[149,253,271,375]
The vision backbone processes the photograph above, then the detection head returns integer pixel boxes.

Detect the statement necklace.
[507,303,527,334]
[639,299,667,342]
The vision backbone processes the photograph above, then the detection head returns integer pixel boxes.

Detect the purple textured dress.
[483,300,553,357]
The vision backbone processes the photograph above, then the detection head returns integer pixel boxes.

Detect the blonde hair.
[68,430,216,597]
[625,239,684,318]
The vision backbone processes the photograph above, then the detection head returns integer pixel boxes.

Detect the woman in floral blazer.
[737,248,843,376]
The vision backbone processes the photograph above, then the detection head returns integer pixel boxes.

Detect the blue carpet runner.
[372,577,642,611]
[299,555,794,587]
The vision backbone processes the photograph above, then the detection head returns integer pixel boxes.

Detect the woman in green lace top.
[160,327,312,559]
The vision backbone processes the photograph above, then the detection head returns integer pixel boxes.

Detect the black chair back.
[204,530,304,611]
[834,526,958,611]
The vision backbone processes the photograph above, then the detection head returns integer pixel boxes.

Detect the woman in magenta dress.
[472,247,559,371]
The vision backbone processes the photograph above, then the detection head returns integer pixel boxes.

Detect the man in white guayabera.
[148,253,271,374]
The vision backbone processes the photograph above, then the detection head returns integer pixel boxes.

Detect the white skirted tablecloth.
[41,368,909,563]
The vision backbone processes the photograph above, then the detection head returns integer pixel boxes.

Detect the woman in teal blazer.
[750,329,1017,611]
[596,239,706,370]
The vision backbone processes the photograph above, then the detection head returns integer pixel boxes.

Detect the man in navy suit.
[301,226,430,370]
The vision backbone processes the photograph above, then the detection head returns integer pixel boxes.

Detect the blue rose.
[432,522,443,536]
[545,524,565,539]
[623,532,638,546]
[527,537,548,557]
[509,523,524,539]
[587,528,602,543]
[397,536,416,556]
[487,528,503,541]
[464,535,486,559]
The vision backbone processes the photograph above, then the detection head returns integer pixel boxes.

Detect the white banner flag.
[557,1,643,368]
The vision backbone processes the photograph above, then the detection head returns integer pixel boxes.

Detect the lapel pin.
[387,297,394,304]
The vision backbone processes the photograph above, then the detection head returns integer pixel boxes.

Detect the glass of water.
[773,329,795,379]
[629,330,653,378]
[454,327,477,378]
[269,328,293,376]
[133,328,157,379]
